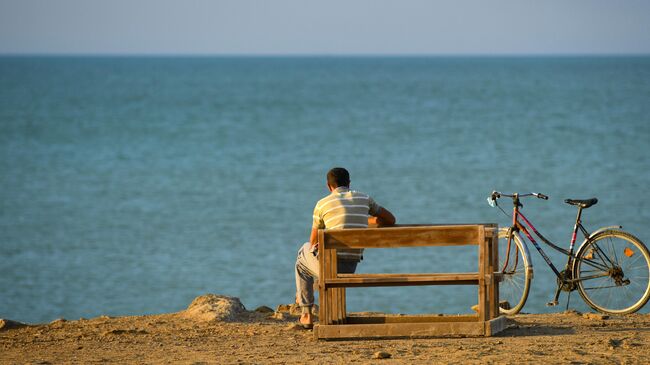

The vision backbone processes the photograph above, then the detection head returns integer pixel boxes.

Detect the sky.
[1,0,649,55]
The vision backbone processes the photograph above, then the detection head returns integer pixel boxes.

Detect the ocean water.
[1,56,649,323]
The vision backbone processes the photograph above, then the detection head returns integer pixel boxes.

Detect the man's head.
[327,167,350,190]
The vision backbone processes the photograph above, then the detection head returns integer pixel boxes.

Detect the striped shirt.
[312,186,382,261]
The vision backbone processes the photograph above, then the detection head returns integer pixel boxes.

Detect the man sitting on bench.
[295,167,396,328]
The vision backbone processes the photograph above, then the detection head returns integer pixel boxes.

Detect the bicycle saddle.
[564,198,598,208]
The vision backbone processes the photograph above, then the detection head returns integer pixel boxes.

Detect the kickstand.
[565,291,572,311]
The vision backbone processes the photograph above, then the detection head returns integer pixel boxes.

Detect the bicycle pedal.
[546,301,558,307]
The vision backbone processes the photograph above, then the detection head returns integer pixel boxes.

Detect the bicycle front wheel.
[574,230,650,314]
[498,228,532,315]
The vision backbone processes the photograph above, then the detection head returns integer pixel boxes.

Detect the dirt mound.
[181,294,246,322]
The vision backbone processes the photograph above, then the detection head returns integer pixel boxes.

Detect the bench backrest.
[322,224,495,249]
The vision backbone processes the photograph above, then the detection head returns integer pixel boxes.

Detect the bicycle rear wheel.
[574,230,650,314]
[498,228,532,315]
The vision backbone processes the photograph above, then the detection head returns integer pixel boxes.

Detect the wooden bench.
[314,224,506,339]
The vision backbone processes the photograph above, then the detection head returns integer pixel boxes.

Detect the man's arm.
[369,207,396,226]
[309,228,319,248]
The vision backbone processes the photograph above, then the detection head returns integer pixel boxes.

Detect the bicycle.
[487,191,650,315]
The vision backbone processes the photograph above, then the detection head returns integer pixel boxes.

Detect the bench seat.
[325,273,480,287]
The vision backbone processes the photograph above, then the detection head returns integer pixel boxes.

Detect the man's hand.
[369,208,396,227]
[310,242,319,252]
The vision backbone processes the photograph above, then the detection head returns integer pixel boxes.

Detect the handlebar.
[534,193,549,200]
[488,191,549,207]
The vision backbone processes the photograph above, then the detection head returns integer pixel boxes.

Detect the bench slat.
[324,273,480,288]
[323,225,491,249]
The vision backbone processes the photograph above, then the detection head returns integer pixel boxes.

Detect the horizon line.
[1,52,650,58]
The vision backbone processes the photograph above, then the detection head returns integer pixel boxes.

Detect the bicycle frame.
[505,195,591,280]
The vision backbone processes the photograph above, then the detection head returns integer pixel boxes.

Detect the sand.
[3,305,650,364]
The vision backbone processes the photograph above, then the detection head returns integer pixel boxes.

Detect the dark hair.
[327,167,350,188]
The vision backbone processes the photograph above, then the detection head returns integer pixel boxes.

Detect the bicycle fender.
[587,225,623,240]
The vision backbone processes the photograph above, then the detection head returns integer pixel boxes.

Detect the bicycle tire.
[573,230,650,314]
[498,228,532,315]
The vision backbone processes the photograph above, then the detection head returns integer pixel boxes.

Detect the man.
[295,167,396,328]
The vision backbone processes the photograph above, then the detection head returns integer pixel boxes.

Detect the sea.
[1,56,649,323]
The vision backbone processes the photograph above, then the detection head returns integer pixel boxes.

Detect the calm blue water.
[1,56,649,323]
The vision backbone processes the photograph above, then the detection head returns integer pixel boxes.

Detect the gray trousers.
[295,242,358,314]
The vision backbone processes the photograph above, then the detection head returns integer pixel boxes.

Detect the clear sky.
[1,0,649,55]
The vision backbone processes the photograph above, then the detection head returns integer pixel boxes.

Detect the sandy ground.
[3,308,650,365]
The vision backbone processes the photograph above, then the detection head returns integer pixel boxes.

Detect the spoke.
[624,286,635,304]
[627,273,648,281]
[583,282,635,293]
[607,282,613,308]
[584,277,612,291]
[606,241,618,266]
[629,278,650,286]
[624,254,643,270]
[610,237,620,265]
[626,263,650,272]
[512,279,525,291]
[506,277,524,292]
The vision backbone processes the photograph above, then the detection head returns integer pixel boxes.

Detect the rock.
[50,318,67,325]
[276,304,292,313]
[583,312,609,320]
[254,306,273,313]
[563,309,582,316]
[372,351,391,359]
[0,318,27,331]
[272,312,286,320]
[49,318,67,329]
[182,294,246,322]
[608,338,623,349]
[277,303,301,315]
[289,304,301,316]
